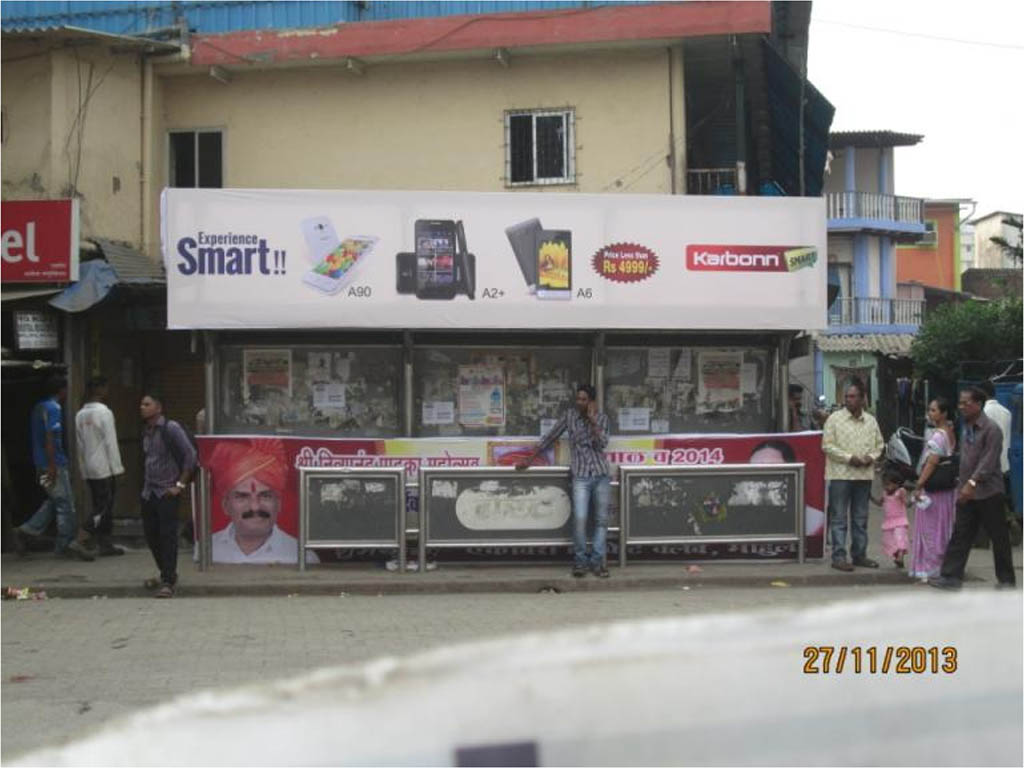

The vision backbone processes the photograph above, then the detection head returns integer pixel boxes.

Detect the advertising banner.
[1,199,80,283]
[197,431,824,564]
[163,189,826,330]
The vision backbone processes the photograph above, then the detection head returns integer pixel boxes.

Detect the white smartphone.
[301,216,341,263]
[301,235,379,295]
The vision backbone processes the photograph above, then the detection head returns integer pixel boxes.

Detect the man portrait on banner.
[209,439,318,564]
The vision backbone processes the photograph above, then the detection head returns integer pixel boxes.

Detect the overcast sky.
[808,0,1023,219]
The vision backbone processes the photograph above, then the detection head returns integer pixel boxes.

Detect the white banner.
[161,189,826,330]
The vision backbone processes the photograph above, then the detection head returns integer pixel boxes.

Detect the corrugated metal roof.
[2,1,625,35]
[1,23,181,50]
[91,238,165,284]
[829,131,924,149]
[815,333,916,356]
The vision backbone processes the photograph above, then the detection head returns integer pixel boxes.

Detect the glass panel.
[508,114,534,183]
[604,346,774,434]
[197,132,223,188]
[215,345,402,437]
[169,132,195,188]
[535,114,565,179]
[413,346,590,437]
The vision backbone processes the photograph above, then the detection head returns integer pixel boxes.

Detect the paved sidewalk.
[4,509,1019,598]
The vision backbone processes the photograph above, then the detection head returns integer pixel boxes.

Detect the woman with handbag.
[909,397,958,582]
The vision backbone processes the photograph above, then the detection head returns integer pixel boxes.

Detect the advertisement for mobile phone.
[163,188,826,331]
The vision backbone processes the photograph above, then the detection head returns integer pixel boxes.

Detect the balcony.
[826,192,926,237]
[828,297,925,328]
[687,168,738,195]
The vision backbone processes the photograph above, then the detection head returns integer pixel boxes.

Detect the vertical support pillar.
[853,234,869,323]
[733,36,747,194]
[844,146,856,192]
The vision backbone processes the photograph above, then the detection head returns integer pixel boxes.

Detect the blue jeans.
[571,475,611,568]
[20,466,77,552]
[828,479,871,563]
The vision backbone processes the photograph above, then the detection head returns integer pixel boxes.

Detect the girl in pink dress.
[875,471,910,568]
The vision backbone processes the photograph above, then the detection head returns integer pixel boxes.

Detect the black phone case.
[456,220,475,300]
[504,218,541,289]
[457,253,476,300]
[396,252,416,294]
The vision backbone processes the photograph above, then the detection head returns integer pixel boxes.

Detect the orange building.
[896,199,972,291]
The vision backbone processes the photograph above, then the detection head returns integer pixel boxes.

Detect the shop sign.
[163,189,827,331]
[14,310,59,350]
[1,199,80,283]
[196,431,825,564]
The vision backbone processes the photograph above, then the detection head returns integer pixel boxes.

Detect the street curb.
[22,569,918,599]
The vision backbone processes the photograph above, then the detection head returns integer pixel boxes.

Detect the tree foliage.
[911,298,1023,394]
[989,215,1023,266]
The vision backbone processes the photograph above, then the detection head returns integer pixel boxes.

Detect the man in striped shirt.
[517,384,611,578]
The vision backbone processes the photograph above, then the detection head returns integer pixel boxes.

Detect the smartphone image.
[301,235,378,295]
[396,252,417,294]
[504,218,541,292]
[301,216,342,263]
[536,229,572,300]
[456,220,474,300]
[414,219,458,300]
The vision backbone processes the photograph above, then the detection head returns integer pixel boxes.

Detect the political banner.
[197,431,824,563]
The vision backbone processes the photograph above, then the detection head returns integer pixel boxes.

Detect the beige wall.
[153,48,672,225]
[2,42,54,199]
[2,40,143,244]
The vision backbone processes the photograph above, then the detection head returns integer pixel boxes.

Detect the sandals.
[155,584,174,599]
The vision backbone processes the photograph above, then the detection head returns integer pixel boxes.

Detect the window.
[505,109,575,186]
[169,130,223,188]
[918,219,938,248]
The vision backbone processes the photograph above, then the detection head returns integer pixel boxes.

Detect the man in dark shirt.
[930,386,1016,590]
[140,392,197,598]
[517,384,611,578]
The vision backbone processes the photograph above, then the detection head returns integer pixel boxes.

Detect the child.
[873,472,910,569]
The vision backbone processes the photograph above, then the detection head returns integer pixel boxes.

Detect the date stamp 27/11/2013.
[802,645,958,675]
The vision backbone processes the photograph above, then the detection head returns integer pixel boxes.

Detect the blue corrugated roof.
[2,1,625,35]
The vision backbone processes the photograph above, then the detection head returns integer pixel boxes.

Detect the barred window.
[505,109,575,186]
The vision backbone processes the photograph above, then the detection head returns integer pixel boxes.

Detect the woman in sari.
[909,397,957,582]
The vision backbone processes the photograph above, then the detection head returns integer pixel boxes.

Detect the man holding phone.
[516,384,611,577]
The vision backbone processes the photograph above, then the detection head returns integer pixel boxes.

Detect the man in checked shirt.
[517,384,612,578]
[822,380,885,572]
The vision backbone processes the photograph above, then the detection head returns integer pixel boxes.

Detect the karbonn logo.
[686,245,816,273]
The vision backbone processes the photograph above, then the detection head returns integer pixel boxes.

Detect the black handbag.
[923,453,959,492]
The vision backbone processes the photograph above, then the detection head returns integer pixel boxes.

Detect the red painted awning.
[191,2,772,68]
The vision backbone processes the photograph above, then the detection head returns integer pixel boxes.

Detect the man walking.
[140,392,197,598]
[516,384,611,578]
[76,376,125,556]
[930,387,1016,590]
[822,380,884,572]
[13,376,93,560]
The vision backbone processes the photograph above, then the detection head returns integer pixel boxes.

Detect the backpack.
[158,419,199,483]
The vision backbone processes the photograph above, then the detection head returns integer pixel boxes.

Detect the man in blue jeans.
[822,380,884,572]
[13,376,94,561]
[517,384,611,578]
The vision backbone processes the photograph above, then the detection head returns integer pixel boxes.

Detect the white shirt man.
[983,397,1012,475]
[75,379,125,556]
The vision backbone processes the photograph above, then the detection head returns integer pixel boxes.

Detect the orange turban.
[209,438,288,499]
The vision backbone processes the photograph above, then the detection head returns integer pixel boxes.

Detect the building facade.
[3,0,834,537]
[791,130,927,434]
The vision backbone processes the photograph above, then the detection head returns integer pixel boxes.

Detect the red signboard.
[1,199,79,283]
